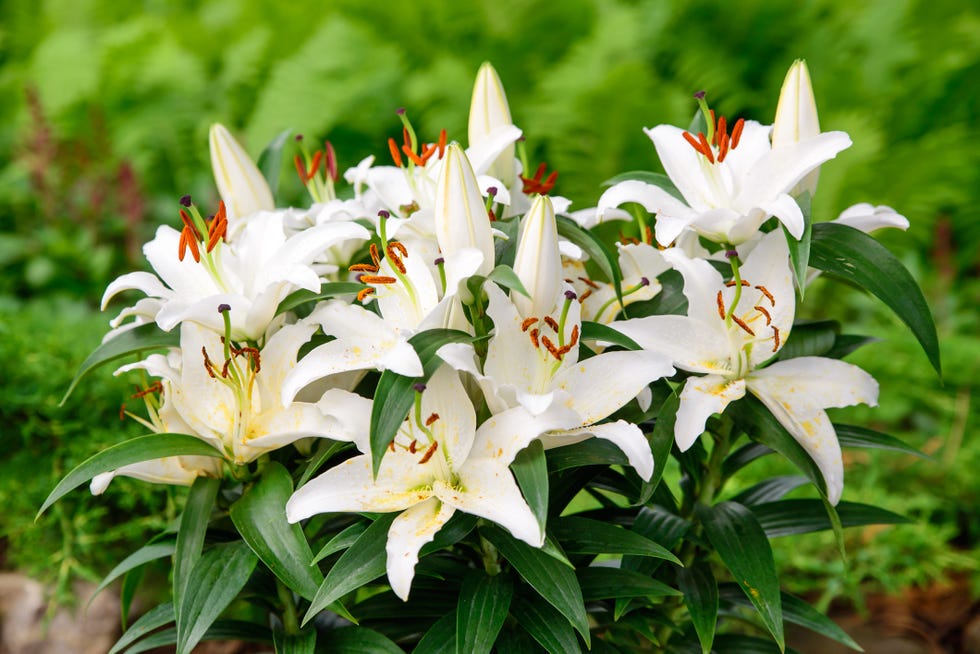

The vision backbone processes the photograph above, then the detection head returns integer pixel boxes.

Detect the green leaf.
[730,476,809,507]
[512,440,548,532]
[557,215,622,296]
[109,602,174,654]
[784,191,812,297]
[319,626,403,653]
[456,571,514,654]
[836,423,930,459]
[276,282,364,316]
[312,521,368,564]
[601,170,684,201]
[176,541,258,654]
[775,320,839,361]
[412,613,456,654]
[61,322,179,405]
[722,442,774,478]
[90,540,174,607]
[712,634,800,654]
[580,320,642,350]
[273,627,316,654]
[628,269,688,318]
[512,594,580,654]
[700,502,783,650]
[719,584,862,651]
[578,567,681,601]
[303,513,397,624]
[546,439,628,472]
[230,462,323,600]
[257,128,292,199]
[751,499,910,537]
[123,620,271,654]
[810,222,941,376]
[298,439,354,487]
[639,393,680,504]
[482,524,590,646]
[370,329,472,476]
[37,434,223,518]
[487,264,531,298]
[174,477,220,633]
[553,517,679,563]
[677,563,718,654]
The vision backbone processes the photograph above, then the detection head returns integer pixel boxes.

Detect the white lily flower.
[209,124,275,233]
[597,110,851,245]
[833,203,909,233]
[102,212,369,342]
[469,62,517,189]
[512,195,562,318]
[564,241,670,324]
[772,60,821,197]
[611,232,878,503]
[434,143,496,277]
[286,365,576,600]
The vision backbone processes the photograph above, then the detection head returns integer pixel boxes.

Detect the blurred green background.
[1,0,977,608]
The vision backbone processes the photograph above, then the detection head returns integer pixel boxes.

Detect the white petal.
[597,179,693,223]
[675,375,746,451]
[748,357,879,414]
[661,248,727,328]
[101,272,171,310]
[209,124,275,224]
[386,499,456,600]
[435,143,496,276]
[470,402,579,466]
[513,195,562,317]
[316,388,373,453]
[441,465,543,546]
[756,193,805,241]
[610,316,732,375]
[834,204,909,232]
[546,420,655,481]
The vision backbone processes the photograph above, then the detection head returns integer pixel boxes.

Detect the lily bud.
[209,124,275,225]
[468,62,516,188]
[513,194,561,317]
[434,143,495,277]
[772,60,821,196]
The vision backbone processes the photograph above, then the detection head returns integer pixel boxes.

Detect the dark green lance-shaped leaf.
[456,571,514,654]
[276,282,364,315]
[412,613,456,654]
[90,540,174,606]
[487,264,530,298]
[836,423,931,459]
[257,128,291,199]
[273,627,316,654]
[731,476,809,507]
[700,501,783,650]
[512,440,548,532]
[751,499,910,537]
[230,462,323,600]
[312,521,368,564]
[810,222,941,376]
[581,320,642,350]
[776,320,839,361]
[553,517,679,563]
[176,541,258,654]
[304,513,397,624]
[512,594,580,654]
[601,170,684,201]
[109,602,174,654]
[557,215,622,295]
[825,334,879,360]
[712,634,801,654]
[722,442,774,478]
[370,328,472,476]
[319,626,403,654]
[677,563,718,654]
[784,191,812,297]
[546,439,628,472]
[639,393,680,504]
[730,395,827,499]
[578,567,681,601]
[482,524,590,645]
[174,476,220,625]
[61,322,180,405]
[719,584,862,651]
[125,621,271,654]
[37,434,223,518]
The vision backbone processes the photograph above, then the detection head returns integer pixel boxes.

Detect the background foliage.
[1,0,976,607]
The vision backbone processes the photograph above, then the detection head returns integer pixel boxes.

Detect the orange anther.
[437,129,447,157]
[569,324,580,347]
[425,412,439,426]
[308,150,323,181]
[578,276,600,290]
[349,263,380,273]
[402,144,425,167]
[418,441,439,464]
[731,118,745,149]
[388,138,403,167]
[179,209,202,240]
[771,326,781,352]
[294,154,307,182]
[541,335,563,360]
[390,241,408,257]
[725,280,750,287]
[521,317,538,332]
[578,289,593,303]
[358,275,397,285]
[754,305,772,325]
[732,314,755,336]
[357,287,376,302]
[755,284,775,306]
[369,243,381,267]
[682,131,704,154]
[543,316,560,332]
[529,328,540,348]
[716,290,726,319]
[419,143,436,165]
[697,132,715,164]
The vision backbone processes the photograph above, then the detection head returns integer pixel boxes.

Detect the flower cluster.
[63,59,927,652]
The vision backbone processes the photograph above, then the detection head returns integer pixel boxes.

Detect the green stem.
[276,578,301,634]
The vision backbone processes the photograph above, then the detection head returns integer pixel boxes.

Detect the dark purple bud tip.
[217,303,231,313]
[378,210,390,219]
[294,134,304,141]
[412,383,427,393]
[179,194,192,207]
[564,290,577,300]
[639,277,650,287]
[434,257,445,265]
[486,186,498,196]
[396,107,406,115]
[725,248,738,259]
[693,90,706,100]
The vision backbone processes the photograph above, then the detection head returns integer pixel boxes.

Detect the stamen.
[437,129,447,158]
[325,141,337,181]
[578,289,593,303]
[578,276,600,290]
[644,225,653,244]
[369,243,381,267]
[388,440,396,453]
[754,305,772,325]
[716,116,727,149]
[529,328,540,348]
[418,441,439,464]
[568,324,580,347]
[682,131,705,154]
[731,118,745,149]
[387,138,403,167]
[179,209,202,240]
[409,440,418,453]
[541,335,563,360]
[731,314,755,336]
[349,263,380,273]
[772,326,781,352]
[716,290,726,319]
[386,242,407,274]
[358,275,397,285]
[543,316,560,332]
[131,381,163,399]
[202,346,217,379]
[419,143,437,165]
[356,287,375,302]
[402,144,425,167]
[389,241,408,257]
[119,403,127,421]
[697,132,716,164]
[179,226,201,263]
[425,412,439,426]
[755,284,775,306]
[521,317,538,332]
[293,155,306,182]
[725,280,750,287]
